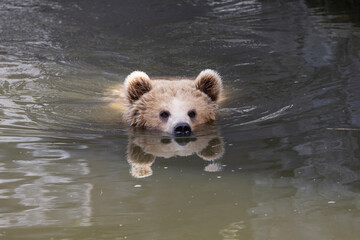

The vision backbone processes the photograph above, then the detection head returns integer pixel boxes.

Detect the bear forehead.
[143,85,210,107]
[151,80,205,97]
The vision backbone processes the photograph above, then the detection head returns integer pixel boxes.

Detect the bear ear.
[194,69,222,102]
[124,71,152,104]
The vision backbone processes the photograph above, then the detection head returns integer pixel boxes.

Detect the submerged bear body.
[124,69,222,135]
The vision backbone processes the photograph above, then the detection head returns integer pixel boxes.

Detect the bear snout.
[174,123,191,136]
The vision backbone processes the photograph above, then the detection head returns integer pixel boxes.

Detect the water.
[1,0,360,239]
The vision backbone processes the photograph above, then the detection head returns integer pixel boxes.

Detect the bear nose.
[174,123,191,136]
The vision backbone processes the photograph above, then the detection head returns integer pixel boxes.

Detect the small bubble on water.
[164,167,168,169]
[119,224,123,227]
[217,176,222,179]
[328,201,336,204]
[134,185,142,188]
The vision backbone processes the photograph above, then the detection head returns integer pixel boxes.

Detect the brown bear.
[124,69,222,135]
[127,132,225,178]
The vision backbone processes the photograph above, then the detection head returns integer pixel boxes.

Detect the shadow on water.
[1,0,360,239]
[306,0,360,25]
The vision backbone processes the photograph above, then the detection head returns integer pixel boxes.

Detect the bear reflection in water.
[127,132,224,178]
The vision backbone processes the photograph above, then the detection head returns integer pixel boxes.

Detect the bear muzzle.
[173,122,192,136]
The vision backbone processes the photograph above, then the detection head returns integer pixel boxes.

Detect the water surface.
[1,0,360,239]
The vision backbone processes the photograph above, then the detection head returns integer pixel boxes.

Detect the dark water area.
[1,0,360,239]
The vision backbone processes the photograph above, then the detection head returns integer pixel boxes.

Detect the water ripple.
[240,104,293,125]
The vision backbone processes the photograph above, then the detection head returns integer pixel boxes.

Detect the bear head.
[123,69,222,135]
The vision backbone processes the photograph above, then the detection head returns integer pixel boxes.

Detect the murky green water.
[1,0,360,239]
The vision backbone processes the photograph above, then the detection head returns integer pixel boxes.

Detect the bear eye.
[188,110,196,119]
[159,110,170,120]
